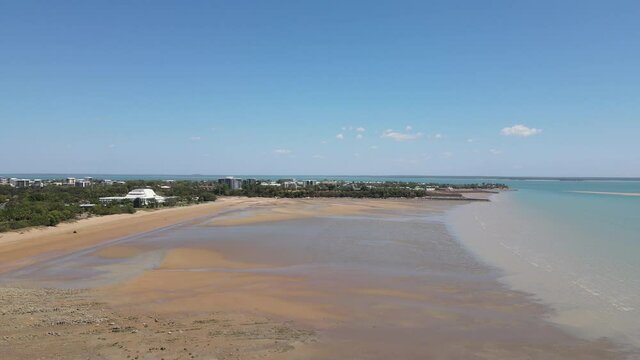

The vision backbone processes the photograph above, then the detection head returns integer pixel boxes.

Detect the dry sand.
[0,287,315,360]
[0,197,269,273]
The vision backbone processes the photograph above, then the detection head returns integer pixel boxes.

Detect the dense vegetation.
[0,181,217,232]
[0,179,505,232]
[222,181,506,199]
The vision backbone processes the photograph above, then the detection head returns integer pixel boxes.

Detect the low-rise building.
[261,181,281,187]
[303,180,318,187]
[283,181,298,190]
[320,180,338,186]
[75,179,91,188]
[218,177,242,190]
[15,179,32,188]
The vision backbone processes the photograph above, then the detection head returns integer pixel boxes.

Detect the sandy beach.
[0,197,271,273]
[0,197,633,359]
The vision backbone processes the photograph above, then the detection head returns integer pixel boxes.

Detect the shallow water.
[448,181,640,348]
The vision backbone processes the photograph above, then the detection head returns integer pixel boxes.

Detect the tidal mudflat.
[0,198,631,359]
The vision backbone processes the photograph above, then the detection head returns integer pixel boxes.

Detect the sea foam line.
[569,191,640,197]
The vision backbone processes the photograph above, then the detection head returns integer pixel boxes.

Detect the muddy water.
[0,199,629,359]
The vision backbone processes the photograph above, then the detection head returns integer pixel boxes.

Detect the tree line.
[0,179,506,232]
[0,181,217,232]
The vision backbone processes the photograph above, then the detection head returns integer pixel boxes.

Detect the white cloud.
[442,151,453,158]
[381,128,423,142]
[466,138,474,143]
[336,133,344,140]
[274,149,291,155]
[433,133,443,140]
[356,127,366,132]
[405,125,413,131]
[500,124,542,137]
[312,154,325,159]
[356,134,363,140]
[393,157,418,164]
[490,149,502,155]
[369,145,378,150]
[189,136,202,141]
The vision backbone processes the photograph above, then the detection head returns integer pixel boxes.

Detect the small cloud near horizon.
[500,124,542,137]
[336,133,344,140]
[273,149,292,155]
[381,128,423,142]
[189,136,202,141]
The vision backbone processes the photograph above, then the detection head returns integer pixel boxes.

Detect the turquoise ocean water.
[4,173,640,346]
[447,179,640,348]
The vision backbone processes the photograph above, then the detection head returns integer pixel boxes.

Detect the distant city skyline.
[2,1,639,177]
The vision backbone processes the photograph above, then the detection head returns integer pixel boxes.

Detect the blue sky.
[1,1,639,176]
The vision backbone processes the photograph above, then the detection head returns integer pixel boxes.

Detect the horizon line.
[2,173,640,180]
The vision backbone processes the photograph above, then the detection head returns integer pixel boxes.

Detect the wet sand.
[0,197,633,359]
[0,197,282,273]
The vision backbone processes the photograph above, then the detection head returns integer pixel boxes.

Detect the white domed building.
[99,188,166,206]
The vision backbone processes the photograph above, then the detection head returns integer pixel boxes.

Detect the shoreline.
[0,198,260,273]
[0,197,634,358]
[447,191,640,353]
